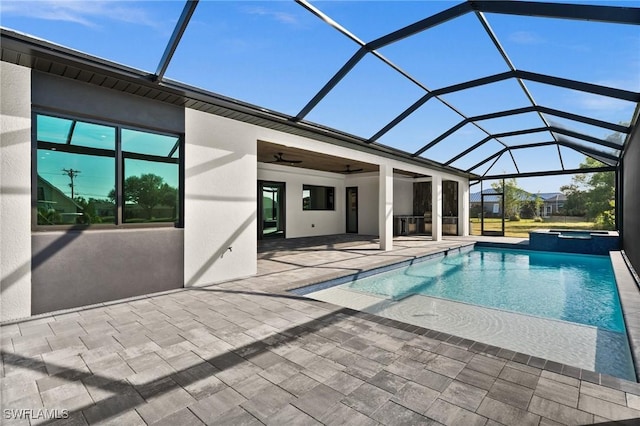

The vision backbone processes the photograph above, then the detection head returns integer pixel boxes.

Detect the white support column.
[459,181,470,236]
[431,175,442,241]
[1,62,32,321]
[378,164,393,251]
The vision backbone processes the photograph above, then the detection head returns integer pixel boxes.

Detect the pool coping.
[611,251,640,382]
[288,242,640,392]
[289,244,475,296]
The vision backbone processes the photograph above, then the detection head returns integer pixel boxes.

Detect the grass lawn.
[470,216,598,238]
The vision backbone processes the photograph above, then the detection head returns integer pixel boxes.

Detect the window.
[121,129,180,224]
[35,113,182,227]
[303,185,335,210]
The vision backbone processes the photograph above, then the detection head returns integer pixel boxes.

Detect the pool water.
[299,246,635,380]
[345,247,625,333]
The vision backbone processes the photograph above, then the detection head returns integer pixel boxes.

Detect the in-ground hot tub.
[529,229,619,255]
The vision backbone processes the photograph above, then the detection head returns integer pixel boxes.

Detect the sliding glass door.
[258,181,285,239]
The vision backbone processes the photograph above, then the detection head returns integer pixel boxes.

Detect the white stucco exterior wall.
[184,109,469,287]
[379,164,394,250]
[345,173,378,235]
[258,163,344,238]
[432,175,443,241]
[459,183,470,236]
[1,62,32,321]
[184,110,257,287]
[393,175,413,215]
[0,55,470,321]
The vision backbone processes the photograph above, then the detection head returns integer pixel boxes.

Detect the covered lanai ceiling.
[1,0,639,181]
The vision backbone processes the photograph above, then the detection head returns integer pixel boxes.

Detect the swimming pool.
[346,247,624,332]
[296,246,636,380]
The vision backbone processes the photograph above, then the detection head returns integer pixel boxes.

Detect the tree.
[158,182,178,219]
[74,196,98,224]
[491,178,529,220]
[564,157,615,228]
[74,196,113,224]
[580,157,614,220]
[109,174,177,219]
[561,125,623,228]
[520,193,543,219]
[560,183,587,216]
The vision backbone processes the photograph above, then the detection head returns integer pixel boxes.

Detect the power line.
[62,168,81,199]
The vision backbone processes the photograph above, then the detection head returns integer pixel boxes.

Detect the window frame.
[302,184,335,211]
[32,110,184,230]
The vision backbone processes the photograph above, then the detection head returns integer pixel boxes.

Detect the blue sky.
[2,0,639,194]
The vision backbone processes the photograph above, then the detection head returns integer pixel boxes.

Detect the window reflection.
[37,150,116,225]
[303,185,335,210]
[71,121,116,150]
[123,159,179,223]
[35,114,181,226]
[36,115,116,225]
[37,115,74,144]
[122,128,179,157]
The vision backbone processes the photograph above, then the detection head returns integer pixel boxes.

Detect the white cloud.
[594,76,640,94]
[242,5,301,27]
[508,31,544,45]
[574,92,634,114]
[0,1,159,29]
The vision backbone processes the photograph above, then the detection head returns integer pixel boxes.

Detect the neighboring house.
[36,175,83,224]
[469,189,503,217]
[537,192,567,217]
[470,189,565,217]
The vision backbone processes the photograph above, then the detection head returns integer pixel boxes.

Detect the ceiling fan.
[269,152,302,164]
[332,165,364,174]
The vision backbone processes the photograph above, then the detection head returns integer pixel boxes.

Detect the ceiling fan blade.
[270,152,302,164]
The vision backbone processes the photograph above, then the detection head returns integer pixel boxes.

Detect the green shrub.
[594,200,615,230]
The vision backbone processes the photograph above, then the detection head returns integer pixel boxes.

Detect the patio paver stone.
[1,235,639,425]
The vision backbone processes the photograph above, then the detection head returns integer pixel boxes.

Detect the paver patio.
[1,235,639,425]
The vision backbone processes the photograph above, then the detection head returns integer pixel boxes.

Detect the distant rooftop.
[469,188,566,203]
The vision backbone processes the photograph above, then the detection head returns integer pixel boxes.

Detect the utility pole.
[62,168,81,199]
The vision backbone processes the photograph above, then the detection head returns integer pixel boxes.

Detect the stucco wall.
[252,124,469,238]
[345,174,379,235]
[1,62,32,321]
[622,122,640,274]
[1,60,471,320]
[258,163,345,238]
[393,176,413,216]
[32,229,184,314]
[32,72,184,133]
[184,110,257,287]
[24,71,187,316]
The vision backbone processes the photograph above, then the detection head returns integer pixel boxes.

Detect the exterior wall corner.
[1,62,32,321]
